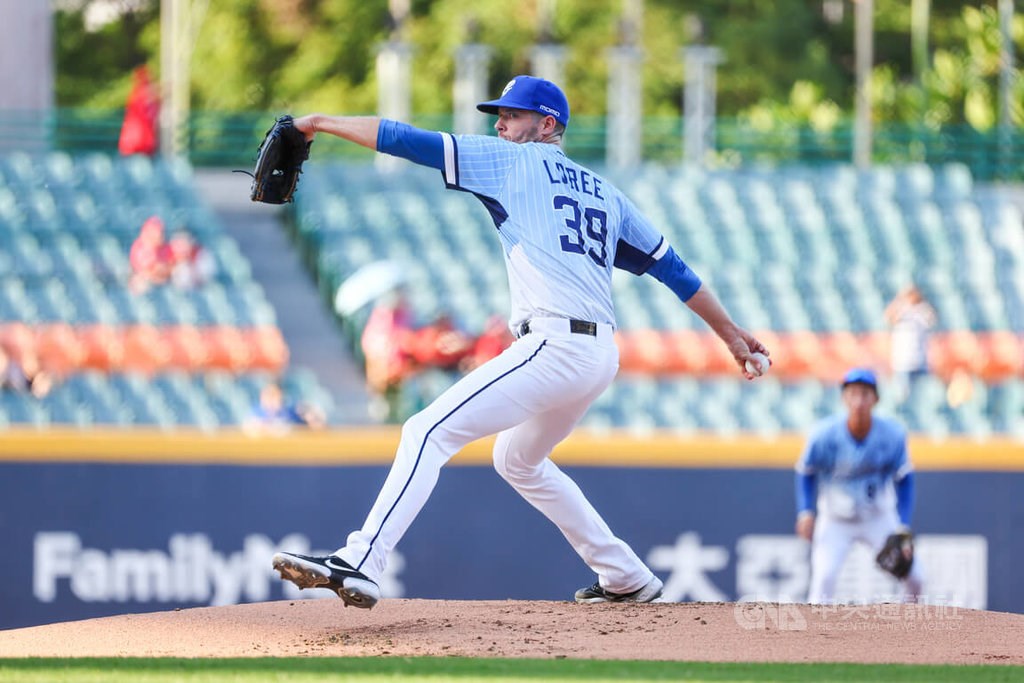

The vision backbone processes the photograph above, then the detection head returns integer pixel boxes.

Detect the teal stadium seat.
[0,392,49,427]
[898,375,949,438]
[933,163,973,200]
[989,380,1024,436]
[775,380,828,432]
[41,389,91,427]
[0,277,38,322]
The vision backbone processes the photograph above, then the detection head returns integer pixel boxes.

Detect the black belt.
[515,319,598,339]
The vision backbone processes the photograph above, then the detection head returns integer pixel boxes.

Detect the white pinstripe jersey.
[439,133,667,328]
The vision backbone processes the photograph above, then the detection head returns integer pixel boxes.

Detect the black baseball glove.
[876,529,914,579]
[250,115,311,204]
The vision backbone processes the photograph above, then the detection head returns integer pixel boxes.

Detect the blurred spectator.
[361,290,415,423]
[118,65,159,157]
[407,314,474,372]
[0,345,54,399]
[245,381,325,436]
[884,284,936,404]
[946,368,977,409]
[0,345,20,391]
[168,229,217,290]
[129,215,173,293]
[461,315,514,372]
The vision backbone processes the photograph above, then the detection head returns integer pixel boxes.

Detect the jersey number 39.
[554,195,608,267]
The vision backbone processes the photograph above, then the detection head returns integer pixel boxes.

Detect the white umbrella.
[333,260,407,316]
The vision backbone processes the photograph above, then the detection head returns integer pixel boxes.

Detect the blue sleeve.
[895,472,915,526]
[644,246,703,302]
[376,119,445,170]
[796,472,818,515]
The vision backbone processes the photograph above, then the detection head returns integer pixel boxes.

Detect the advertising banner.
[0,462,1016,629]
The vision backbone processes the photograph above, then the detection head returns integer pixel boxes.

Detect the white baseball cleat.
[574,575,664,603]
[272,552,381,609]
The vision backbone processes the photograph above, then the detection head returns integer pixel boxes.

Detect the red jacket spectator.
[361,297,415,393]
[461,315,514,372]
[407,315,474,370]
[118,66,159,156]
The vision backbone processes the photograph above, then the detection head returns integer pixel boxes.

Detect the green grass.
[0,658,1021,683]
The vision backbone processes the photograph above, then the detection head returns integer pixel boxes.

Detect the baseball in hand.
[745,352,771,377]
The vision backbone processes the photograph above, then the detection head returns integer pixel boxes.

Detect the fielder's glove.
[249,115,311,204]
[876,529,914,579]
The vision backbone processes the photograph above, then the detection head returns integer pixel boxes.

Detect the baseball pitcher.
[273,75,769,608]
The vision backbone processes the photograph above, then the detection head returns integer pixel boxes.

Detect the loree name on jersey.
[543,159,605,199]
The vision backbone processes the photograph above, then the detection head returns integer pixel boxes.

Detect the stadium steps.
[194,169,373,424]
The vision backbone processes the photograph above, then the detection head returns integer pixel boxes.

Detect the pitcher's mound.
[1,599,1021,664]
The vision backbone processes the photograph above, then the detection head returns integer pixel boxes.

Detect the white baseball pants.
[808,510,924,604]
[334,317,655,594]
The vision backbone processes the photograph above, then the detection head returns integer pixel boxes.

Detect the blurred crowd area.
[294,161,1024,439]
[0,151,328,432]
[0,151,1022,439]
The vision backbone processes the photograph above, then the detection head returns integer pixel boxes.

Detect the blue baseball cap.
[842,368,878,391]
[477,75,570,126]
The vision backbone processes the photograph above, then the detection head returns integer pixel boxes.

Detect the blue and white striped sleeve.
[613,196,669,275]
[439,133,520,198]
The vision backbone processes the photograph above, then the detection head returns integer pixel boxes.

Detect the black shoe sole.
[272,555,379,609]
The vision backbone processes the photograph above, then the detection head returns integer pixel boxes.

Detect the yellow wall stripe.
[1,428,1022,471]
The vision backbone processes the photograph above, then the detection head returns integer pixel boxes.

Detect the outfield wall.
[1,428,1021,629]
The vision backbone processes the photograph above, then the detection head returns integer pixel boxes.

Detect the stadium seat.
[245,326,289,372]
[618,329,671,374]
[202,326,253,370]
[663,329,712,374]
[779,331,826,378]
[122,324,172,374]
[164,325,209,370]
[989,380,1024,435]
[35,322,87,375]
[78,324,125,371]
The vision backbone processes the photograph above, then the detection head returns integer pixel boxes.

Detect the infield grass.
[0,658,1021,682]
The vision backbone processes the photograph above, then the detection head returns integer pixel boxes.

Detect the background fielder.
[272,75,768,608]
[796,368,924,604]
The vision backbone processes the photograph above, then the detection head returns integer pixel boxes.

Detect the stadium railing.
[0,109,1020,181]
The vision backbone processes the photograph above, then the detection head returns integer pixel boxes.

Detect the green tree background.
[55,0,1023,131]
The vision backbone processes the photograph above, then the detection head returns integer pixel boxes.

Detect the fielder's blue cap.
[842,368,878,390]
[477,75,570,126]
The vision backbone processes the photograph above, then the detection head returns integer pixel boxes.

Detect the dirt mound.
[1,599,1021,665]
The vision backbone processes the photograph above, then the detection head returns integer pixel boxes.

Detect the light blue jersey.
[439,133,667,328]
[796,414,912,521]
